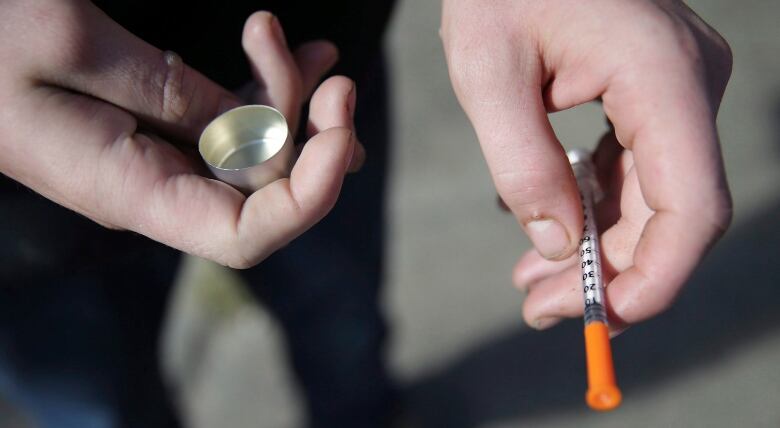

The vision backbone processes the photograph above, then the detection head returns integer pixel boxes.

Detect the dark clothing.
[0,2,395,427]
[92,0,396,88]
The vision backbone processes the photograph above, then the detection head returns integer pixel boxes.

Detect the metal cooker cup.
[198,105,295,194]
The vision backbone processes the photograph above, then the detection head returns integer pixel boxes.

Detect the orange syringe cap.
[584,322,622,411]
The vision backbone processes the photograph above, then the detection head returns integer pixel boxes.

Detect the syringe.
[567,149,622,411]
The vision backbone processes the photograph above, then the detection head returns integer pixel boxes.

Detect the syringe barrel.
[568,149,608,326]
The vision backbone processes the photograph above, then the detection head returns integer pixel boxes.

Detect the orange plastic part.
[584,322,622,411]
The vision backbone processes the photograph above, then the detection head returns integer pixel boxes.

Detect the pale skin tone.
[0,1,364,269]
[442,0,733,331]
[1,1,732,332]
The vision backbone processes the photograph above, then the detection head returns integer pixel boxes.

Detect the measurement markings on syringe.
[579,188,607,325]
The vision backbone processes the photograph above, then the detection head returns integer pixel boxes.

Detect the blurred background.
[162,1,780,427]
[5,0,778,427]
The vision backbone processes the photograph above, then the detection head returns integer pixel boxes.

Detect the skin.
[0,0,365,269]
[441,0,733,331]
[1,0,733,333]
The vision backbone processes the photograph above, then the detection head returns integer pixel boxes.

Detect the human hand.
[441,0,732,330]
[0,1,363,269]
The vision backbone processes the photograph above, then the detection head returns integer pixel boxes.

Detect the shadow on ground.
[405,106,780,428]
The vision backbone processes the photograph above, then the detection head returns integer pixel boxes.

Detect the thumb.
[444,37,582,260]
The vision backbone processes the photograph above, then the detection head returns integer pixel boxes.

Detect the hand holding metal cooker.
[0,3,364,268]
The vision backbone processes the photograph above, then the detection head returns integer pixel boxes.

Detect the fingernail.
[525,218,571,260]
[533,316,562,330]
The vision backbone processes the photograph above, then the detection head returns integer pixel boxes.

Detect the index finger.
[27,0,241,143]
[442,21,583,261]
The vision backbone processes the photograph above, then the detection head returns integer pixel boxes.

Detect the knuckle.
[295,183,335,225]
[493,171,556,213]
[684,191,733,242]
[443,25,498,87]
[713,33,733,62]
[214,235,256,270]
[710,32,734,77]
[708,193,733,238]
[445,38,488,86]
[627,283,676,323]
[652,15,705,65]
[223,252,253,270]
[628,8,702,65]
[522,311,536,329]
